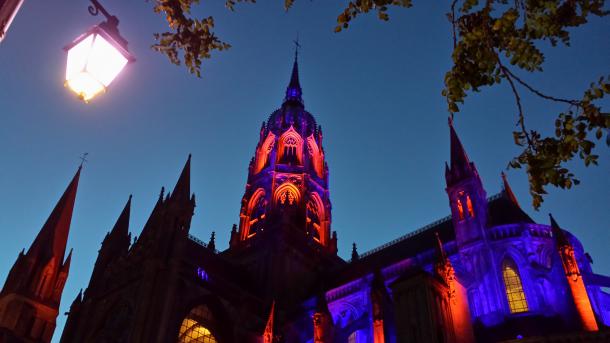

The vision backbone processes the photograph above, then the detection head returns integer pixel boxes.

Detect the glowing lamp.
[64,1,134,102]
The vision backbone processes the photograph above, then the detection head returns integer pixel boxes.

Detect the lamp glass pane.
[66,72,105,101]
[66,34,94,80]
[86,34,128,87]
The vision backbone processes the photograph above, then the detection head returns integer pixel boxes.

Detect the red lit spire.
[27,166,81,263]
[445,118,480,186]
[263,301,275,343]
[501,172,520,208]
[449,117,470,170]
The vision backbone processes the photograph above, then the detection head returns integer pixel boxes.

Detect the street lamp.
[64,0,134,102]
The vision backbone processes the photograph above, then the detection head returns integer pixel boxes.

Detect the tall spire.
[27,166,81,262]
[501,172,520,208]
[284,48,303,105]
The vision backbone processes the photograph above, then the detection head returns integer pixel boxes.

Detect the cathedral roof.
[331,191,534,284]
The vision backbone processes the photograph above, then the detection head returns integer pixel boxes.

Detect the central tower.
[227,54,342,306]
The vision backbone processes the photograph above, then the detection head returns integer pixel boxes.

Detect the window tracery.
[502,259,529,313]
[248,195,266,237]
[280,136,299,164]
[178,305,217,343]
[306,200,321,241]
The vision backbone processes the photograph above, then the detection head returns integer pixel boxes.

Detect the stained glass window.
[456,199,465,221]
[502,260,529,314]
[466,195,475,218]
[178,306,217,343]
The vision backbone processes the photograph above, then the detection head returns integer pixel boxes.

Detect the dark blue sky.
[1,1,608,341]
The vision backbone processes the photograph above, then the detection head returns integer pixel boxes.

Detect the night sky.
[1,1,608,341]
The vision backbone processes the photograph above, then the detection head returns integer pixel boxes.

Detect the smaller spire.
[549,214,570,247]
[208,231,216,251]
[448,117,470,170]
[434,232,447,261]
[501,172,520,208]
[110,195,131,238]
[351,242,359,261]
[170,155,192,203]
[263,300,275,343]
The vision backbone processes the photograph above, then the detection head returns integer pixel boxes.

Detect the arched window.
[466,195,475,218]
[456,199,465,221]
[178,305,217,343]
[275,183,300,207]
[248,195,266,237]
[306,200,321,241]
[502,259,529,314]
[280,136,299,164]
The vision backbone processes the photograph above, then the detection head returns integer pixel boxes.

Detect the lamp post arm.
[88,0,119,26]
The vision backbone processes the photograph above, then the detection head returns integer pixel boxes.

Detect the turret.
[445,118,488,247]
[86,195,132,296]
[550,214,598,332]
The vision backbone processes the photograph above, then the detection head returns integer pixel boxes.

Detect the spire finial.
[351,242,359,261]
[78,152,89,168]
[501,172,520,208]
[208,231,216,251]
[284,41,303,105]
[293,32,301,60]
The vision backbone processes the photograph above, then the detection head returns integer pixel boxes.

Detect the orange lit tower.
[227,52,342,306]
[550,214,599,332]
[0,168,81,343]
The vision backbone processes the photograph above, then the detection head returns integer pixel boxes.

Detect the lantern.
[64,1,134,102]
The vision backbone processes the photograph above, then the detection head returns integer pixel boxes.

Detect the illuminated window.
[280,136,299,164]
[307,200,321,241]
[248,195,266,237]
[279,189,297,206]
[178,306,217,343]
[456,199,465,221]
[502,260,529,314]
[466,195,475,218]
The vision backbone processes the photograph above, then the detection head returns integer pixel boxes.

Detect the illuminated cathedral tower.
[227,53,341,305]
[0,168,80,343]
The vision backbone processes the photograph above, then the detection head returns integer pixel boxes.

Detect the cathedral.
[1,55,610,343]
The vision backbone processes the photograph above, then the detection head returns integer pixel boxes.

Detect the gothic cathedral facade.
[2,56,610,343]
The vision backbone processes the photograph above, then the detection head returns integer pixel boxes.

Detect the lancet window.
[248,195,266,237]
[280,136,299,164]
[466,195,475,218]
[306,200,321,241]
[502,259,529,314]
[456,199,465,221]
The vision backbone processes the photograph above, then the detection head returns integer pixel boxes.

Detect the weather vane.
[79,152,89,167]
[293,33,301,58]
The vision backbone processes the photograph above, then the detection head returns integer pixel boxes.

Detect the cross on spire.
[293,33,301,59]
[79,152,89,167]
